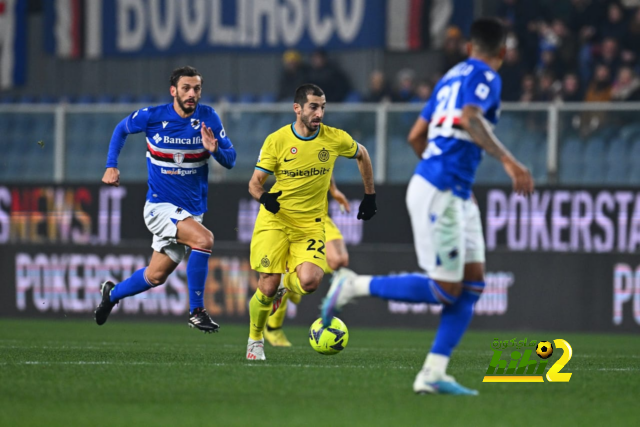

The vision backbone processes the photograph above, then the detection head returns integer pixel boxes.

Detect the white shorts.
[143,201,203,264]
[405,175,485,282]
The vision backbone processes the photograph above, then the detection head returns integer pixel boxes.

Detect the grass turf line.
[0,319,638,427]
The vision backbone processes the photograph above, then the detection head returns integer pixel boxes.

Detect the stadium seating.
[559,137,583,184]
[604,138,628,184]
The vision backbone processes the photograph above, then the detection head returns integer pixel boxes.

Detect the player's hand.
[260,191,282,214]
[102,167,120,187]
[502,156,534,196]
[331,188,351,213]
[201,122,218,153]
[357,193,377,220]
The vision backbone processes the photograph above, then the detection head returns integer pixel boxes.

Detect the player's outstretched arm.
[249,169,281,214]
[460,105,534,196]
[104,117,131,185]
[354,144,377,220]
[407,117,430,159]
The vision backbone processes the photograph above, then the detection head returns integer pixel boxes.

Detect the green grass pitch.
[1,319,638,427]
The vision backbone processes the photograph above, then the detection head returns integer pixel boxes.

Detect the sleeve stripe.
[255,166,274,175]
[350,143,360,159]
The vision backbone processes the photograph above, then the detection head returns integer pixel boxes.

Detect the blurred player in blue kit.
[322,19,534,394]
[95,66,236,333]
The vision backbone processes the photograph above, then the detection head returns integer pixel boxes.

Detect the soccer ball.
[536,341,554,359]
[309,317,349,355]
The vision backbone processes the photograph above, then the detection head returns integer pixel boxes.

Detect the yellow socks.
[283,271,310,296]
[249,288,275,341]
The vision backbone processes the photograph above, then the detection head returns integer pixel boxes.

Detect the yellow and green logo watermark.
[483,338,573,383]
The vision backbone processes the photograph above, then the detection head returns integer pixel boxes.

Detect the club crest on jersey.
[318,148,330,162]
[191,119,201,130]
[173,152,185,165]
[290,147,298,155]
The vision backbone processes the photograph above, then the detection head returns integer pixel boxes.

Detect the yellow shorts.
[324,215,344,242]
[250,210,328,273]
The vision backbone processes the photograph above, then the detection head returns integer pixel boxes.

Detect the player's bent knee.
[258,273,280,297]
[145,271,168,287]
[435,280,463,300]
[299,277,322,293]
[193,230,214,250]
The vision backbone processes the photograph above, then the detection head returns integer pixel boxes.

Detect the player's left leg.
[175,217,220,332]
[326,238,349,271]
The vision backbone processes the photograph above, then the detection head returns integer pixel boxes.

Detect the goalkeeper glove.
[260,191,282,214]
[357,193,377,220]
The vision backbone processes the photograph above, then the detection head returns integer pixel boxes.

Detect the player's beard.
[300,112,321,132]
[176,95,198,114]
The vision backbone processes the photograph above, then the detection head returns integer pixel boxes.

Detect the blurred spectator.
[621,8,640,64]
[392,69,416,103]
[498,0,542,70]
[499,41,526,101]
[558,73,584,102]
[595,38,622,80]
[550,20,579,72]
[535,71,560,101]
[307,49,351,102]
[600,2,627,40]
[611,66,640,101]
[520,74,537,102]
[441,26,467,73]
[364,70,391,103]
[537,48,564,81]
[277,50,308,101]
[412,80,434,103]
[585,64,613,102]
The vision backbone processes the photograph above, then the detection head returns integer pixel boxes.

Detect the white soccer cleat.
[246,339,266,361]
[412,369,478,396]
[321,268,358,327]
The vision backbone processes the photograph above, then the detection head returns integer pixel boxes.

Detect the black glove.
[357,193,377,220]
[260,191,282,214]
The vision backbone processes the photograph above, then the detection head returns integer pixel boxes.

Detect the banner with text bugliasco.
[45,0,386,58]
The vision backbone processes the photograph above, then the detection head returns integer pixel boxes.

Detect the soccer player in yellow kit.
[246,84,376,360]
[264,175,351,347]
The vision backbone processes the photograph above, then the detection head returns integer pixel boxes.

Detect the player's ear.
[293,103,301,115]
[170,86,177,97]
[498,45,507,61]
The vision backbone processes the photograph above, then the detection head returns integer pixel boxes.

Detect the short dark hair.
[170,66,203,87]
[294,84,325,106]
[470,18,506,56]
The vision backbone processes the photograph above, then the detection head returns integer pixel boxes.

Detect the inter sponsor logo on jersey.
[281,167,330,178]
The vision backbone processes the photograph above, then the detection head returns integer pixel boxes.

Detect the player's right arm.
[250,136,281,214]
[460,105,533,195]
[103,108,150,187]
[407,95,434,159]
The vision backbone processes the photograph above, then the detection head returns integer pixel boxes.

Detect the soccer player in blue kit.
[95,66,236,333]
[322,19,534,394]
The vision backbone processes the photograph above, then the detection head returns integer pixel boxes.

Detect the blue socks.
[431,281,486,357]
[369,274,456,304]
[187,248,211,313]
[110,267,152,302]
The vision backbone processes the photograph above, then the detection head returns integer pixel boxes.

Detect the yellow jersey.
[255,123,359,227]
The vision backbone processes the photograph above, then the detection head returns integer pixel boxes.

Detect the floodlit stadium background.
[1,2,639,426]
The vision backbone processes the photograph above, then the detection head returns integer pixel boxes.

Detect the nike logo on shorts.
[313,255,323,259]
[284,158,295,162]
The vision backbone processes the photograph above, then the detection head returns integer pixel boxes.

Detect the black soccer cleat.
[94,281,117,326]
[188,307,220,333]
